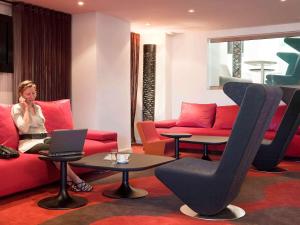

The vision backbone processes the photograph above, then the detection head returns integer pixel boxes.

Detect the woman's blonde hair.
[18,80,36,96]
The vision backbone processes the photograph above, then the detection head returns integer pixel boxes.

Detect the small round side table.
[160,133,192,159]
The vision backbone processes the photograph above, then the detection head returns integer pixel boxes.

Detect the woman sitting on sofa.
[11,80,92,192]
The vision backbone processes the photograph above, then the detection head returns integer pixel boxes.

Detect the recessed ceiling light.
[78,1,84,6]
[145,22,151,26]
[188,9,195,13]
[280,0,286,2]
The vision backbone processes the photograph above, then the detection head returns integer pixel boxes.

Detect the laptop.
[40,129,87,157]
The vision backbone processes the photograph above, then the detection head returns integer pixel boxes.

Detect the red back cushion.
[176,102,216,128]
[154,120,177,128]
[213,105,239,129]
[35,99,74,132]
[268,105,287,131]
[137,121,160,143]
[0,104,19,149]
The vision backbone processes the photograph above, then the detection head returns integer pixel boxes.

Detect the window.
[0,14,13,73]
[208,33,300,87]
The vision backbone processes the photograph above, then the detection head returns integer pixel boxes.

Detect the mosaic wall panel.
[142,44,156,121]
[232,41,243,78]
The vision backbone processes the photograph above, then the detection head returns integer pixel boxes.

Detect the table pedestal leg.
[261,64,265,84]
[175,138,180,159]
[103,171,148,199]
[202,144,212,161]
[38,161,87,209]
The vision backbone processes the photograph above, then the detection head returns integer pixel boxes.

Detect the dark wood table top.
[180,135,271,145]
[250,68,274,72]
[180,135,228,145]
[161,133,192,138]
[69,153,175,172]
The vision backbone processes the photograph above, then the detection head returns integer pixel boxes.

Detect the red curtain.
[130,33,140,143]
[12,2,71,102]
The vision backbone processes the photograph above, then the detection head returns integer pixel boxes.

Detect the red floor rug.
[0,149,300,225]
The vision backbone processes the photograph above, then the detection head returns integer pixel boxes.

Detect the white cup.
[117,154,128,163]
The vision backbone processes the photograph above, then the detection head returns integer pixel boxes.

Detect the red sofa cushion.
[0,153,59,197]
[83,139,118,155]
[35,99,74,132]
[86,130,117,141]
[155,120,177,128]
[212,104,289,131]
[176,102,216,128]
[213,105,239,129]
[0,104,19,149]
[268,105,287,131]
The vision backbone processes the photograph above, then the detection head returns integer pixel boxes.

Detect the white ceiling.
[19,0,300,32]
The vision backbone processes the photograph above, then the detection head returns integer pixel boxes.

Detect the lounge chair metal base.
[180,204,245,221]
[256,167,288,173]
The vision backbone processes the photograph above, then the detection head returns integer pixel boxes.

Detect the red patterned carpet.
[0,146,300,225]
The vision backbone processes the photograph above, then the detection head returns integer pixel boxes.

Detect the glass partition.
[208,36,300,88]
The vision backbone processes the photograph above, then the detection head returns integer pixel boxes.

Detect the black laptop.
[40,129,87,157]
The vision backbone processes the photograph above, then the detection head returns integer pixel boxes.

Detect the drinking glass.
[110,150,118,165]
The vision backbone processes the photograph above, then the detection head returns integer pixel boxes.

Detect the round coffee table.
[70,153,174,199]
[245,60,277,83]
[180,135,228,160]
[160,133,192,159]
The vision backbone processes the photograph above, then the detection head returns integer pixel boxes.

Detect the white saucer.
[117,160,129,164]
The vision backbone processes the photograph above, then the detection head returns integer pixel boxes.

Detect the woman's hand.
[17,96,31,132]
[19,96,29,109]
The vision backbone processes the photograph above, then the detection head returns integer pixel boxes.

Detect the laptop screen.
[48,129,87,155]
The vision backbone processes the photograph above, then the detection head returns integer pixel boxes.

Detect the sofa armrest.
[154,120,177,128]
[296,125,300,135]
[144,139,170,155]
[86,130,117,141]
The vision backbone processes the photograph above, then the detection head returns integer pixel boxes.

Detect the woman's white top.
[11,103,48,153]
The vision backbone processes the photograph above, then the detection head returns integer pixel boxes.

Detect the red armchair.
[137,121,174,156]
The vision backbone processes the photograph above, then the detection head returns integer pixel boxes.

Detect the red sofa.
[0,99,118,197]
[154,103,300,158]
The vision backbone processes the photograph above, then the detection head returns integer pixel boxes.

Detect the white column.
[72,12,131,149]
